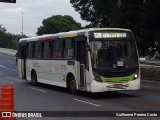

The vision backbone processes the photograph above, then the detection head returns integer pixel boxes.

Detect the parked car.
[139,57,146,63]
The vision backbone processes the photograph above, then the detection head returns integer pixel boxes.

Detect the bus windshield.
[90,40,138,71]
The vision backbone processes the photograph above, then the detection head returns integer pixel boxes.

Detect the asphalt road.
[0,53,160,120]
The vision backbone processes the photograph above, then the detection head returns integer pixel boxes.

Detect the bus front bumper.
[90,78,140,93]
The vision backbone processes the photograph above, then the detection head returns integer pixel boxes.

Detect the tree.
[36,15,81,35]
[70,0,160,58]
[0,25,26,50]
[70,0,118,27]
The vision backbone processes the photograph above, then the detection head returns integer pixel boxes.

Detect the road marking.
[5,80,14,84]
[0,64,17,71]
[8,60,14,63]
[142,79,160,84]
[30,87,46,93]
[73,98,101,107]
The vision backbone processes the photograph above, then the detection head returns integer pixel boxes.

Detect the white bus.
[17,28,140,94]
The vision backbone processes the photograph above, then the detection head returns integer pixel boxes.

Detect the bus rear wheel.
[69,79,77,94]
[31,71,38,86]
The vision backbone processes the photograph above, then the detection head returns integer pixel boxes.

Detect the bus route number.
[94,33,102,38]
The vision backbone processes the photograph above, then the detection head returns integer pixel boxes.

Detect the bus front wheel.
[31,71,38,86]
[69,79,77,94]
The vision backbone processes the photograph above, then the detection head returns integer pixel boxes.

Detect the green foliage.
[36,15,81,35]
[70,0,160,59]
[0,25,25,50]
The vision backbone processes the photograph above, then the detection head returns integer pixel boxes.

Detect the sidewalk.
[0,47,17,55]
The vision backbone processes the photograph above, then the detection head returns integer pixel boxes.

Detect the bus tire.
[31,70,38,86]
[69,79,77,94]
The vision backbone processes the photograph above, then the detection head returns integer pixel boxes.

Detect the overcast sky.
[0,0,86,36]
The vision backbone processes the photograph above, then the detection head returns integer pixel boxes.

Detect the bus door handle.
[67,61,75,65]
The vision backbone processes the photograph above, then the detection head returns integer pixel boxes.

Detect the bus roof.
[19,28,131,43]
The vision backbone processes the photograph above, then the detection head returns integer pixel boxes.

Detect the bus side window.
[27,42,34,59]
[38,41,43,59]
[34,42,39,59]
[33,41,41,59]
[64,38,74,59]
[52,39,63,59]
[32,42,35,59]
[52,40,56,58]
[42,41,52,59]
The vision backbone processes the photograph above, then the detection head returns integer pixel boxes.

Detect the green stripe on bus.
[59,33,77,38]
[95,28,131,31]
[100,74,134,83]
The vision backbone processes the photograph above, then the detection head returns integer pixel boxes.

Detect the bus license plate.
[113,84,123,88]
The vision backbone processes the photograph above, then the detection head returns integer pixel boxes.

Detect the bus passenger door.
[77,40,87,89]
[18,42,27,79]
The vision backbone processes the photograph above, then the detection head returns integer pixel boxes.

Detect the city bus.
[17,28,140,94]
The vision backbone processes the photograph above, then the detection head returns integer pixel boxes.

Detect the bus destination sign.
[93,32,127,39]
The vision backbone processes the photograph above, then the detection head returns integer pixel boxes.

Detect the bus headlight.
[93,72,102,82]
[134,74,138,78]
[133,71,139,80]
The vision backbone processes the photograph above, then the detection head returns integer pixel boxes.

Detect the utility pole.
[21,12,23,37]
[16,30,18,43]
